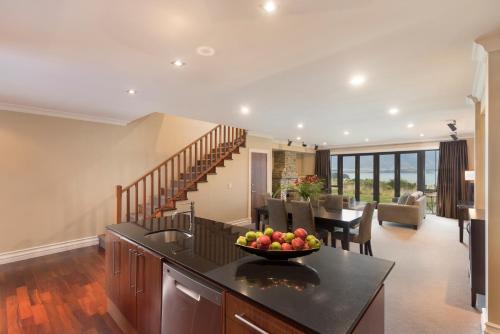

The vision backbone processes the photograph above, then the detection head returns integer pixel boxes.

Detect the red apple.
[303,242,310,250]
[294,228,308,240]
[271,231,283,243]
[291,237,305,250]
[281,243,293,251]
[250,241,257,248]
[256,235,271,249]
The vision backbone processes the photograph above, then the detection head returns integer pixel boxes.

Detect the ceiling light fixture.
[407,123,415,128]
[296,136,301,141]
[287,139,292,146]
[196,46,215,57]
[297,123,304,129]
[349,74,366,87]
[388,107,399,115]
[302,142,307,148]
[262,1,277,13]
[240,105,250,115]
[171,59,186,67]
[365,138,370,142]
[314,144,319,150]
[322,142,327,146]
[126,89,136,95]
[343,131,350,135]
[420,133,425,137]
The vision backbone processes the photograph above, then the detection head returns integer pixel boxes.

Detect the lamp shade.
[465,170,475,181]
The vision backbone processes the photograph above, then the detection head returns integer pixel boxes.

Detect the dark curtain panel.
[436,140,468,218]
[315,150,331,193]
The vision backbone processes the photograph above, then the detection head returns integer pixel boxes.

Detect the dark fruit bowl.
[235,244,320,260]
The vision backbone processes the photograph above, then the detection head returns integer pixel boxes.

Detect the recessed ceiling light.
[365,138,370,142]
[126,89,136,95]
[297,123,304,129]
[388,108,399,115]
[296,136,301,141]
[262,1,277,13]
[420,133,425,137]
[343,131,350,135]
[322,142,327,145]
[196,46,216,57]
[407,123,414,128]
[240,105,250,115]
[349,74,366,87]
[171,59,186,67]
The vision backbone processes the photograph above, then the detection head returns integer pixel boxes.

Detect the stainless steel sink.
[145,229,193,243]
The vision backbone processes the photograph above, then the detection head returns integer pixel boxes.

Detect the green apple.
[270,242,282,250]
[264,227,274,237]
[236,236,247,246]
[245,231,257,242]
[308,238,321,249]
[306,235,316,242]
[255,231,264,238]
[284,232,294,243]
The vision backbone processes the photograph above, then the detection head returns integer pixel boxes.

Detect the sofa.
[377,191,426,229]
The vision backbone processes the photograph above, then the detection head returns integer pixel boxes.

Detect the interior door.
[251,152,268,224]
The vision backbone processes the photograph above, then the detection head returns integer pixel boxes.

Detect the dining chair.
[290,200,329,245]
[267,198,288,232]
[323,194,344,210]
[332,202,376,255]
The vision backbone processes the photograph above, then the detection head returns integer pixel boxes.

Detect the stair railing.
[116,125,247,224]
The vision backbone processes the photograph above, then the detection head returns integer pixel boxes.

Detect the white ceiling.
[1,0,499,146]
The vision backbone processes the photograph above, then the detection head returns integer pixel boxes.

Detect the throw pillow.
[405,195,417,206]
[398,193,409,204]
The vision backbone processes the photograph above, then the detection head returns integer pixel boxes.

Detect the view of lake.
[341,171,438,185]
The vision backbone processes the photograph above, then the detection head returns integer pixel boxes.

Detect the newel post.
[116,185,122,224]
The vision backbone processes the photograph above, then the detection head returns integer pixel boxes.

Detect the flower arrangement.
[290,175,323,201]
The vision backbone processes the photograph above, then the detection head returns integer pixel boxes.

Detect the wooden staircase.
[115,124,247,223]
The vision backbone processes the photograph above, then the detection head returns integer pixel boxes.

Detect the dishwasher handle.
[175,282,201,301]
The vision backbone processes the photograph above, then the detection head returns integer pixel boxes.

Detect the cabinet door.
[105,231,121,305]
[118,238,138,328]
[136,247,163,334]
[225,293,305,334]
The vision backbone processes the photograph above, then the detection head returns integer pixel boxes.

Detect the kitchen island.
[105,214,394,334]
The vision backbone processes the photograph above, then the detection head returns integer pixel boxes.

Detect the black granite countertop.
[106,215,394,334]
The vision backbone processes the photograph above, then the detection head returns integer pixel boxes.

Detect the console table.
[468,208,485,308]
[457,201,474,243]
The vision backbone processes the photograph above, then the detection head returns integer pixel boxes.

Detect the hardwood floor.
[0,246,122,334]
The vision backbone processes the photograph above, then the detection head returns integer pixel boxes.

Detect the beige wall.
[296,153,315,176]
[474,103,486,209]
[0,110,265,252]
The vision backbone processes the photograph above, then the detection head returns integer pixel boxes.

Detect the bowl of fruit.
[235,227,321,260]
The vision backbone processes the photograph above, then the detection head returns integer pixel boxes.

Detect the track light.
[450,133,458,141]
[287,139,292,146]
[302,142,307,148]
[314,144,319,150]
[447,120,457,132]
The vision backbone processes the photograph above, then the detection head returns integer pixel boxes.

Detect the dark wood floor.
[0,246,122,334]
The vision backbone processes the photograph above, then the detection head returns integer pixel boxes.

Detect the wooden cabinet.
[225,293,306,334]
[105,231,121,305]
[468,209,485,308]
[136,246,163,334]
[105,232,162,334]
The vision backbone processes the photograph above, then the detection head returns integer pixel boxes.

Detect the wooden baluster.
[210,131,213,165]
[177,154,180,198]
[150,173,154,217]
[194,141,198,178]
[126,188,130,222]
[143,179,147,222]
[164,163,168,207]
[223,126,226,147]
[183,150,187,189]
[204,135,208,170]
[171,159,175,201]
[158,167,162,211]
[116,185,122,224]
[135,183,139,222]
[232,127,235,146]
[189,145,192,184]
[218,126,221,159]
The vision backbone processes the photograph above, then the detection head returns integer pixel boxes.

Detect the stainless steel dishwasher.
[162,263,223,334]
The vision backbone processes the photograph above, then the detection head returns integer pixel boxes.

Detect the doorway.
[251,152,268,224]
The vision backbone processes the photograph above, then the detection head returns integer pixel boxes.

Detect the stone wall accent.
[272,151,298,198]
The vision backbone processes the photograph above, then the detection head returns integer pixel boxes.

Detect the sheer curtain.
[436,140,468,218]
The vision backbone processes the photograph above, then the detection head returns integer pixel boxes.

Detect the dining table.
[255,204,363,251]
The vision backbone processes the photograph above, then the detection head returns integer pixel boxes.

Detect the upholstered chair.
[323,194,344,210]
[290,200,329,245]
[267,198,288,232]
[332,202,376,255]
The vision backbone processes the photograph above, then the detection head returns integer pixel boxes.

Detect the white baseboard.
[0,236,99,265]
[483,308,500,334]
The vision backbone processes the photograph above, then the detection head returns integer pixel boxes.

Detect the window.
[379,154,395,203]
[400,153,418,194]
[359,155,374,201]
[331,155,338,192]
[425,150,439,191]
[342,156,355,198]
